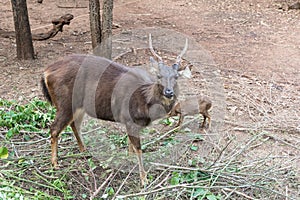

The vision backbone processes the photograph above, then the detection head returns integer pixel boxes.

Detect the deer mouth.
[163,94,174,101]
[164,94,174,99]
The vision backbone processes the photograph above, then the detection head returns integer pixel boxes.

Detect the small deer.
[168,96,212,128]
[41,34,188,186]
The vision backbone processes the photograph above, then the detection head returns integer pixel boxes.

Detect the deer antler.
[149,34,163,62]
[175,38,188,65]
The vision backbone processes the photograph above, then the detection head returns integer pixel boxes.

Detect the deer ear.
[150,56,156,64]
[178,66,192,78]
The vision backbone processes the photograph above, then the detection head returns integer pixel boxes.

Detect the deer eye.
[172,63,179,71]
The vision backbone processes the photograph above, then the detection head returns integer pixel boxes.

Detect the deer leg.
[200,114,207,128]
[128,135,147,186]
[126,124,147,186]
[50,111,73,169]
[128,137,134,155]
[51,130,59,169]
[70,109,86,152]
[207,114,211,129]
[200,111,211,129]
[176,113,184,127]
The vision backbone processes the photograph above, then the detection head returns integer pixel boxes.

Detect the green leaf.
[207,194,218,200]
[6,129,14,139]
[160,117,174,126]
[193,134,204,140]
[190,145,198,151]
[88,158,96,170]
[23,134,31,141]
[188,159,197,167]
[170,176,180,185]
[170,172,181,185]
[106,187,115,196]
[0,146,9,159]
[193,188,207,197]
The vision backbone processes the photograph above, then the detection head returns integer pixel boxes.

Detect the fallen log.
[0,13,74,41]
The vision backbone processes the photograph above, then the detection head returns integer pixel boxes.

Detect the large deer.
[41,34,188,186]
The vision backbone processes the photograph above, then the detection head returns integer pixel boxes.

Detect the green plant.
[169,171,221,199]
[102,187,115,198]
[0,146,8,159]
[0,184,26,200]
[0,98,56,139]
[0,175,65,200]
[192,188,222,200]
[190,144,199,151]
[108,132,128,148]
[162,137,179,147]
[159,116,177,126]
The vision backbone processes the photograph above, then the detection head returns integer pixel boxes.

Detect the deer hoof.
[79,146,87,152]
[140,171,148,187]
[52,162,60,170]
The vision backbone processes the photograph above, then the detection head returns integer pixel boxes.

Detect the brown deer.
[168,96,212,128]
[41,34,188,186]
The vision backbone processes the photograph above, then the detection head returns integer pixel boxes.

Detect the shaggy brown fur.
[41,54,180,186]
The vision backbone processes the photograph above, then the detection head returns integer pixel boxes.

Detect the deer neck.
[144,84,177,113]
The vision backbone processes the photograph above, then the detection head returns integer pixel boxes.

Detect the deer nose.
[164,89,174,98]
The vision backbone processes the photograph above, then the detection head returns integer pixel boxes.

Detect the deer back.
[43,54,175,126]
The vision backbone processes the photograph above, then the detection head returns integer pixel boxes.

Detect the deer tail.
[41,77,52,104]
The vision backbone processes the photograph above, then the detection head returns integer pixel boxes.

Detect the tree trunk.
[101,0,113,59]
[11,0,34,60]
[89,0,101,55]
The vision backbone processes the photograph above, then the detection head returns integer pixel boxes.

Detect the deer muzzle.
[164,88,174,99]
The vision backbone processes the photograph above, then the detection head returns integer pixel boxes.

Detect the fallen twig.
[112,165,137,199]
[143,115,201,148]
[208,138,233,169]
[223,188,257,200]
[117,183,254,199]
[90,172,114,200]
[32,163,58,179]
[150,162,210,173]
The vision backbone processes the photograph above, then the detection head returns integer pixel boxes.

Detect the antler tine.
[149,34,163,62]
[176,38,188,64]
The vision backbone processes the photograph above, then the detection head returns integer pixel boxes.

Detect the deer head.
[149,34,188,99]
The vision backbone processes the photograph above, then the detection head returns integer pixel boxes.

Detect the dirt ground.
[0,0,299,199]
